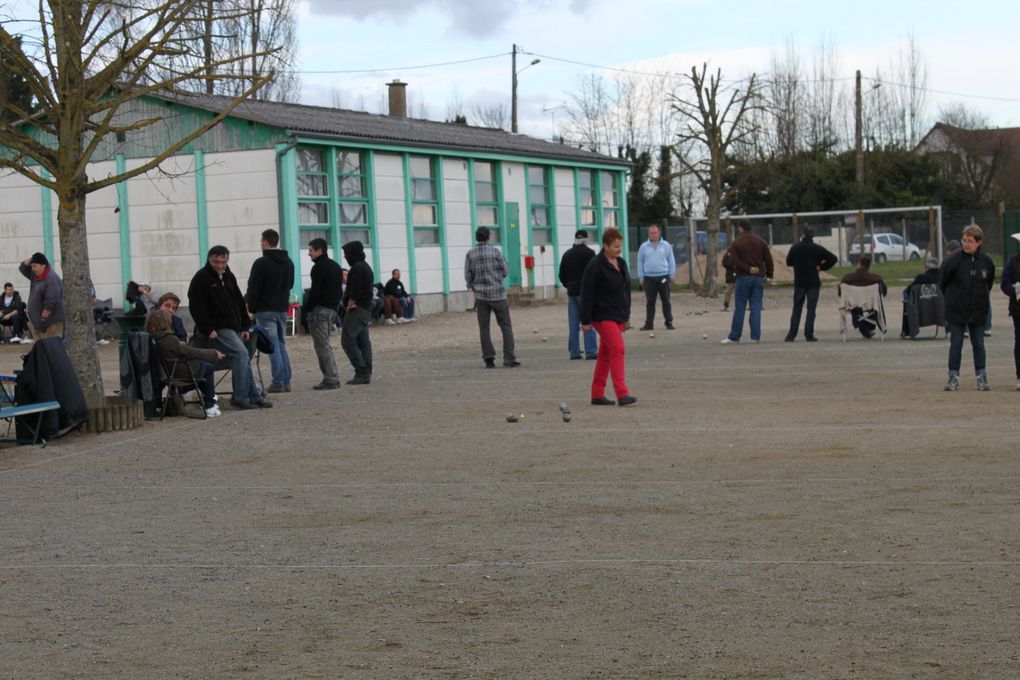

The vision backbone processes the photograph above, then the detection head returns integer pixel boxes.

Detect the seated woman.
[145,308,224,418]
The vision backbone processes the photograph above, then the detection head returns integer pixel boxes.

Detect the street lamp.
[511,44,540,133]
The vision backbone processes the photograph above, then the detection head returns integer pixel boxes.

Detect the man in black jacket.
[558,229,598,360]
[940,224,996,391]
[246,229,295,393]
[187,245,270,409]
[785,226,837,341]
[341,240,374,385]
[306,238,342,390]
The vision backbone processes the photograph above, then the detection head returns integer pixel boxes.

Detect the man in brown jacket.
[722,222,773,344]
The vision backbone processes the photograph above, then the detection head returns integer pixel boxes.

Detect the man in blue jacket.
[637,224,676,331]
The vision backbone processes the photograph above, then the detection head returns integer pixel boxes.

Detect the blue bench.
[1,400,61,446]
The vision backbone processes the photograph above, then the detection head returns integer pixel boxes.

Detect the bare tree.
[891,34,928,148]
[767,39,803,158]
[564,73,613,152]
[805,37,843,153]
[0,1,276,405]
[671,64,762,296]
[471,101,507,129]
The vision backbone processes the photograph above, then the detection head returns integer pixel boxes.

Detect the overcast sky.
[293,0,1020,138]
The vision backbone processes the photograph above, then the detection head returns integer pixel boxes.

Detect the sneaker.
[9,336,21,344]
[385,318,397,326]
[205,405,221,418]
[97,338,110,346]
[984,330,992,337]
[503,360,521,368]
[18,338,31,345]
[639,324,653,331]
[396,317,409,324]
[976,372,990,391]
[720,337,738,344]
[618,395,637,406]
[591,397,615,406]
[944,373,960,391]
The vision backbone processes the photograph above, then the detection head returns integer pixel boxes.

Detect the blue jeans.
[214,328,261,404]
[728,275,765,341]
[948,322,986,374]
[567,295,598,358]
[195,360,216,409]
[399,297,415,319]
[255,311,292,388]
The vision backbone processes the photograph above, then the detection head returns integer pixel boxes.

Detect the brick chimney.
[387,80,407,118]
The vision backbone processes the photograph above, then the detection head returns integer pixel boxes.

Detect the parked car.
[849,233,921,263]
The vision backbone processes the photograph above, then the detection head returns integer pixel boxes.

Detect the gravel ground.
[1,288,1018,679]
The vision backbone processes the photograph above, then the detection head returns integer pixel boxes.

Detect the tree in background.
[0,1,276,405]
[625,146,651,224]
[648,145,675,221]
[672,64,762,296]
[0,36,35,123]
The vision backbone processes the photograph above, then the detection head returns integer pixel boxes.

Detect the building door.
[505,202,522,287]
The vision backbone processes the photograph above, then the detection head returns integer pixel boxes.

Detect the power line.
[297,52,508,75]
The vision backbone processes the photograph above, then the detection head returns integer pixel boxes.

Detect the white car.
[849,233,921,263]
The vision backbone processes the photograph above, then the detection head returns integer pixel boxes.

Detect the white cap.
[1011,233,1020,244]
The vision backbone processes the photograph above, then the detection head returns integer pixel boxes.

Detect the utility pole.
[855,69,865,258]
[511,44,519,133]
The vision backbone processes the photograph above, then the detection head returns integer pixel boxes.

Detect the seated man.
[0,282,25,343]
[383,268,415,321]
[840,256,887,338]
[901,257,940,338]
[156,292,188,341]
[145,308,224,418]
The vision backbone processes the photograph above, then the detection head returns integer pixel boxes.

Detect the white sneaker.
[97,338,110,346]
[720,337,738,344]
[385,318,397,325]
[396,317,409,324]
[205,405,221,418]
[9,336,20,344]
[19,338,31,345]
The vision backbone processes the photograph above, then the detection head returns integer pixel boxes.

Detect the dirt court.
[1,287,1018,679]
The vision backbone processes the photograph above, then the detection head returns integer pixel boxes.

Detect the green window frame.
[296,147,329,227]
[472,160,501,241]
[336,149,371,245]
[410,155,440,245]
[527,165,553,245]
[601,170,620,229]
[578,169,597,230]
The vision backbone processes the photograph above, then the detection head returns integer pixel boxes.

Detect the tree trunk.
[57,189,105,407]
[699,164,723,297]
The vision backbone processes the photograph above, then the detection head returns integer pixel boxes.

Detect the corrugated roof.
[149,91,630,168]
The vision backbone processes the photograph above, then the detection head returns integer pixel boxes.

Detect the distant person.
[637,224,676,331]
[0,282,25,343]
[464,226,519,368]
[125,280,156,315]
[383,268,415,322]
[306,237,342,390]
[19,252,64,340]
[340,240,374,385]
[785,226,837,342]
[146,308,224,418]
[246,228,295,393]
[900,258,941,338]
[720,251,736,312]
[1001,232,1020,391]
[839,256,887,339]
[721,222,773,344]
[940,225,995,391]
[157,292,188,342]
[580,228,636,406]
[558,229,598,360]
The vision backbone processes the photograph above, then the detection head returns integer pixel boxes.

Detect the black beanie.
[30,252,49,266]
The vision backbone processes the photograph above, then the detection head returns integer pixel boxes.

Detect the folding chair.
[839,283,887,342]
[93,298,118,342]
[151,338,207,420]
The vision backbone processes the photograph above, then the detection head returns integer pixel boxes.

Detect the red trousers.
[591,320,629,399]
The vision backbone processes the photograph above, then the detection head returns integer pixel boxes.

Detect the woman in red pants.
[579,228,637,406]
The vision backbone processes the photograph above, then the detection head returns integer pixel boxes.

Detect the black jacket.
[1,291,22,316]
[307,254,342,311]
[246,249,295,313]
[383,278,409,299]
[785,238,837,289]
[14,336,88,441]
[187,264,249,336]
[1002,253,1020,318]
[558,243,596,296]
[579,252,631,325]
[939,248,995,325]
[344,260,374,310]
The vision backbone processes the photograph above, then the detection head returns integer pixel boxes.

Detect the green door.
[505,202,522,286]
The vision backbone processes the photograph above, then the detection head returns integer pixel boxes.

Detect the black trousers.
[643,277,672,326]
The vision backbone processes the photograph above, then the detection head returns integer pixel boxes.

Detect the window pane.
[302,229,330,246]
[889,234,903,244]
[529,186,547,205]
[296,149,323,172]
[602,188,618,208]
[476,206,497,226]
[578,170,593,190]
[475,161,493,182]
[339,203,367,225]
[413,204,436,226]
[297,174,326,196]
[475,183,495,202]
[487,227,501,242]
[533,228,552,245]
[528,166,546,185]
[413,228,438,245]
[299,202,329,225]
[604,210,618,228]
[410,156,431,177]
[531,207,548,227]
[413,179,435,201]
[580,188,594,207]
[341,228,370,245]
[339,175,364,198]
[337,150,362,175]
[581,209,596,226]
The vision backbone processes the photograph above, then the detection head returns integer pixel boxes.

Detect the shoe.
[231,400,258,410]
[570,355,582,360]
[96,338,110,346]
[586,355,598,360]
[720,338,738,344]
[503,360,521,367]
[784,336,795,342]
[313,381,340,390]
[346,375,371,385]
[1015,380,1020,392]
[639,324,653,331]
[984,330,992,337]
[944,373,960,391]
[750,339,760,343]
[19,338,31,345]
[976,372,990,391]
[396,317,409,324]
[722,305,729,312]
[205,405,221,418]
[618,395,637,406]
[254,400,273,408]
[385,318,397,326]
[484,359,496,368]
[9,336,20,344]
[267,384,287,393]
[591,397,615,406]
[665,323,675,330]
[805,336,817,342]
